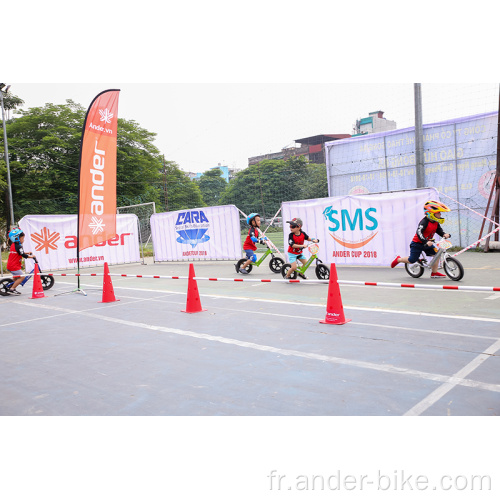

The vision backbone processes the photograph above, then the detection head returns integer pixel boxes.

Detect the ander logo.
[323,206,378,249]
[99,108,114,124]
[31,227,61,254]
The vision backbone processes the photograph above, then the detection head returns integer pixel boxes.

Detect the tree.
[197,168,228,206]
[2,100,167,219]
[219,156,309,217]
[160,161,205,212]
[300,162,329,200]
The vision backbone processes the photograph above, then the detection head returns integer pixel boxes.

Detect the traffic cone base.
[100,262,119,303]
[182,263,206,313]
[320,263,351,325]
[30,263,45,299]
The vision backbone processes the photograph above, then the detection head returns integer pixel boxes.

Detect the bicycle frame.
[294,252,318,274]
[253,247,274,267]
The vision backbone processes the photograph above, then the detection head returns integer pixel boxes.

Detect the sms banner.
[151,205,241,261]
[281,188,438,266]
[19,214,140,272]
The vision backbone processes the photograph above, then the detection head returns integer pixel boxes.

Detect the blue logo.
[175,210,210,248]
[322,207,378,232]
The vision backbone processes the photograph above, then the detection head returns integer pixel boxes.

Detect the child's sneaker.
[7,289,21,295]
[298,272,307,279]
[390,256,401,268]
[431,272,446,278]
[239,268,248,274]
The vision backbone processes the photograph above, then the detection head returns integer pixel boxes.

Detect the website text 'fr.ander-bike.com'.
[267,470,492,493]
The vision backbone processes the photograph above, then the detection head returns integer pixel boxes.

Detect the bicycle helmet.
[424,200,450,224]
[8,227,23,243]
[246,213,260,225]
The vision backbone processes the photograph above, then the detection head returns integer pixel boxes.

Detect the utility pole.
[414,83,425,188]
[163,155,169,212]
[0,83,15,227]
[478,84,500,251]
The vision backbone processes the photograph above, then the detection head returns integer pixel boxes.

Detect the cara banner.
[19,214,140,272]
[281,188,438,266]
[78,89,120,252]
[151,205,241,261]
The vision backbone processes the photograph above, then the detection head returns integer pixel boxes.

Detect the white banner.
[281,188,439,266]
[19,214,140,272]
[151,205,241,261]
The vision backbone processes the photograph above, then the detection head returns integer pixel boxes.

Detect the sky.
[10,82,499,175]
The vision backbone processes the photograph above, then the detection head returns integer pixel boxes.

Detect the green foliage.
[1,100,169,220]
[0,96,330,229]
[220,156,327,218]
[159,160,205,212]
[197,167,227,206]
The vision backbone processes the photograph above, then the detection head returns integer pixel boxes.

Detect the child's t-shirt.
[243,226,259,251]
[288,230,309,254]
[7,242,27,271]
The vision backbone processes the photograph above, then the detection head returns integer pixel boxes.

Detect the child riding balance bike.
[390,200,463,281]
[281,217,329,280]
[236,213,284,274]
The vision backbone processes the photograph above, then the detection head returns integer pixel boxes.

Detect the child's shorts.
[288,253,305,263]
[8,269,24,276]
[408,242,438,263]
[245,249,257,262]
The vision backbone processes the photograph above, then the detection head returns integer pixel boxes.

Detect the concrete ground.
[0,251,499,416]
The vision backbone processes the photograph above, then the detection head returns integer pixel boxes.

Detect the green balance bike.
[281,241,330,280]
[235,239,285,274]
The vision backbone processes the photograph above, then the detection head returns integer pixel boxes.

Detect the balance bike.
[0,257,55,296]
[404,239,464,281]
[235,239,285,274]
[281,241,329,280]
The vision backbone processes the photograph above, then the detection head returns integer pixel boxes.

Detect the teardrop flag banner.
[78,89,120,253]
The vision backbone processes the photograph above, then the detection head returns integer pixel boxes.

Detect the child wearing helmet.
[6,228,35,294]
[237,213,266,274]
[284,217,318,279]
[390,200,451,278]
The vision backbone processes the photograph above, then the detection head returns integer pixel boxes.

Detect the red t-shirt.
[288,230,309,255]
[243,226,258,251]
[7,242,25,271]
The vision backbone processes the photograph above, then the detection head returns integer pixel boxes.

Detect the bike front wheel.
[269,257,284,273]
[315,263,330,280]
[405,261,424,279]
[443,256,464,281]
[41,275,55,290]
[0,278,14,296]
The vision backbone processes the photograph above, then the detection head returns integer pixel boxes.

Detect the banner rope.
[10,272,499,292]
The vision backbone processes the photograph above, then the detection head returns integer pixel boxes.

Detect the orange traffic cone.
[320,263,351,325]
[182,263,206,313]
[100,262,119,303]
[30,263,45,299]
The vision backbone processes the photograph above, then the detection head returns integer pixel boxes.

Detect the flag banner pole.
[59,88,120,296]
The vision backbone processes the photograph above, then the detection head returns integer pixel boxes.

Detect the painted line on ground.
[404,338,500,416]
[14,301,500,398]
[38,281,500,324]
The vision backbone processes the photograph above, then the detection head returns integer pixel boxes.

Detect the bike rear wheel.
[405,261,425,278]
[269,257,284,273]
[0,278,14,296]
[236,258,253,274]
[443,256,464,281]
[281,264,297,279]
